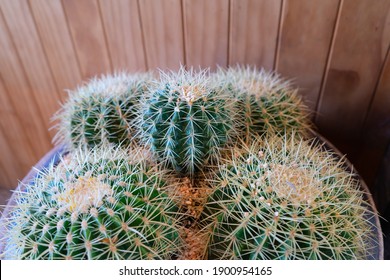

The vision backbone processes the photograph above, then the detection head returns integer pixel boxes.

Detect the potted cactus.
[0,67,383,260]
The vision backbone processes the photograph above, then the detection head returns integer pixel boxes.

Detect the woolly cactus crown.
[202,134,375,260]
[139,67,236,175]
[2,145,183,260]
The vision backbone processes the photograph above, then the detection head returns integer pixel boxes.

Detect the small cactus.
[139,67,235,175]
[2,146,183,260]
[202,135,374,260]
[212,66,313,142]
[54,72,152,149]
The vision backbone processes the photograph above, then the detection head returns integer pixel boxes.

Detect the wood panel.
[99,0,146,72]
[316,0,390,158]
[276,0,340,110]
[0,78,33,188]
[139,0,184,71]
[0,128,15,188]
[229,0,281,71]
[29,0,83,96]
[0,76,36,173]
[355,46,390,189]
[0,0,63,139]
[62,0,112,79]
[183,0,229,70]
[0,5,52,158]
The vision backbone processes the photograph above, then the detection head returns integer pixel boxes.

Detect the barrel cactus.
[54,72,152,149]
[212,66,313,142]
[139,67,235,175]
[2,147,183,260]
[202,135,374,260]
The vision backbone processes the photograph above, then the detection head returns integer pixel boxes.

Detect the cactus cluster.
[202,136,374,260]
[0,66,378,260]
[3,147,183,260]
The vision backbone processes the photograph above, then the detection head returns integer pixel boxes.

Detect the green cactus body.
[202,135,373,260]
[54,72,152,149]
[3,148,183,260]
[141,68,234,175]
[212,66,312,141]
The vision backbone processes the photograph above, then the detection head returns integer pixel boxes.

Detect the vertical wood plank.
[0,0,64,139]
[0,77,36,172]
[276,0,339,110]
[316,0,390,156]
[139,0,184,71]
[29,0,83,95]
[0,78,33,188]
[229,0,281,71]
[355,46,390,188]
[0,6,52,157]
[0,129,15,188]
[99,0,146,72]
[184,0,229,70]
[62,0,112,79]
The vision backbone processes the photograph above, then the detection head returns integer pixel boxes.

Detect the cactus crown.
[139,67,236,175]
[2,146,183,260]
[53,72,152,149]
[202,135,374,260]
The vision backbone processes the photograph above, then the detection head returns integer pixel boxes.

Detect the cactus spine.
[140,68,235,175]
[202,135,374,260]
[212,66,313,142]
[3,147,183,260]
[54,72,152,149]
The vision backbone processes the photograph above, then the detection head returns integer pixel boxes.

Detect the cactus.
[54,72,152,149]
[202,135,374,260]
[212,66,313,142]
[2,147,183,260]
[139,67,235,175]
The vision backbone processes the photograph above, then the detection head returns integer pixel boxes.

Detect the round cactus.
[54,72,152,149]
[139,67,235,175]
[2,147,183,260]
[212,66,313,141]
[202,135,374,260]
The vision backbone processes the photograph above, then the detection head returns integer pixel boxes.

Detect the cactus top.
[140,67,235,175]
[203,135,375,259]
[53,72,153,149]
[2,147,183,260]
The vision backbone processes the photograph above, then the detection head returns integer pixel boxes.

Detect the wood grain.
[0,78,33,188]
[139,0,184,71]
[276,0,339,110]
[29,0,83,96]
[0,77,36,171]
[0,128,15,188]
[0,5,52,158]
[316,0,390,157]
[0,0,63,139]
[183,0,229,70]
[99,0,146,72]
[229,0,281,71]
[354,46,390,189]
[62,0,112,79]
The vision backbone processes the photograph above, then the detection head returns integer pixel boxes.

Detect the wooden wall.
[0,0,389,207]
